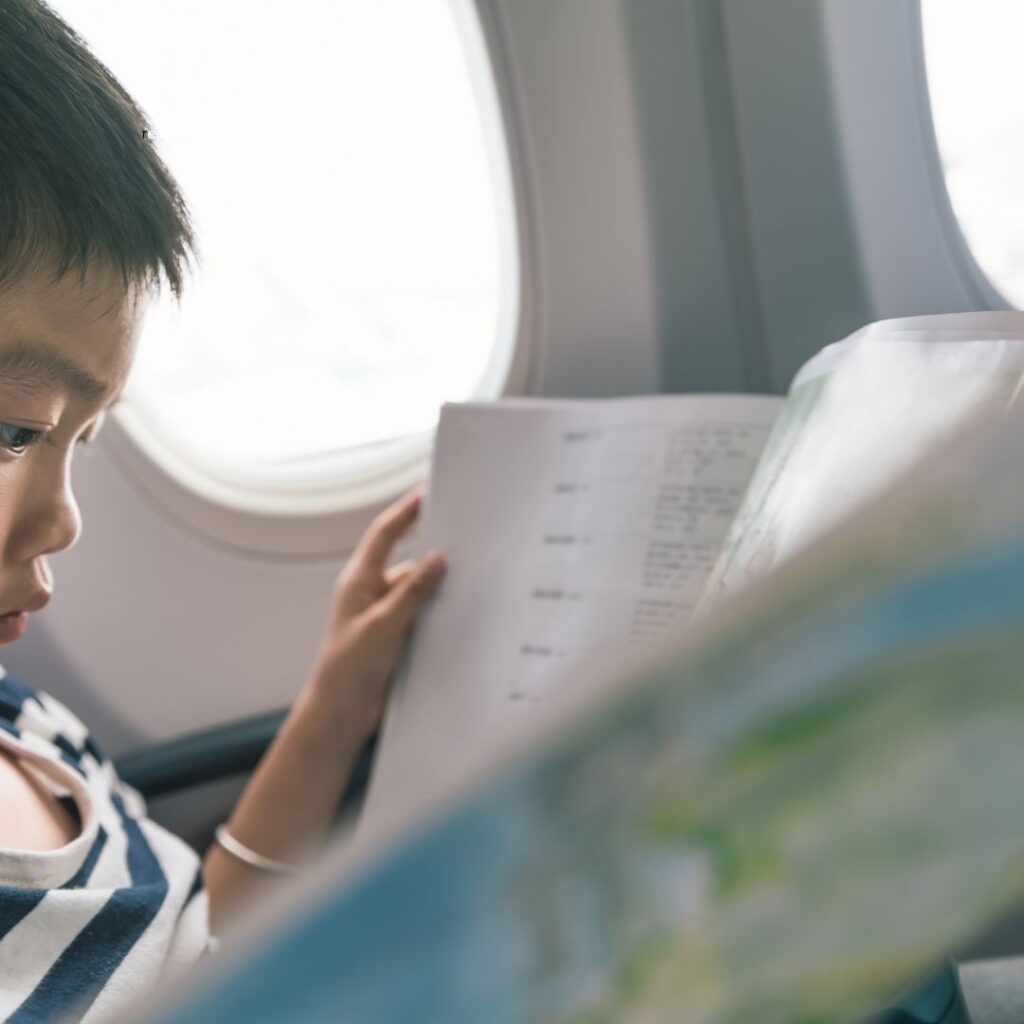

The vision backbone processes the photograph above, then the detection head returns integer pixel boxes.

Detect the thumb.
[375,551,447,635]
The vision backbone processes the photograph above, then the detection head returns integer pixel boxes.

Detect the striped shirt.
[0,666,214,1023]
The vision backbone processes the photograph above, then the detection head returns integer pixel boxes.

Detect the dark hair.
[0,0,197,301]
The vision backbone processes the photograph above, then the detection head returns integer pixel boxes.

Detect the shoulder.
[0,746,80,851]
[0,668,155,828]
[0,667,123,847]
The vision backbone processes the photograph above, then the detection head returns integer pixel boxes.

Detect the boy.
[0,0,447,1019]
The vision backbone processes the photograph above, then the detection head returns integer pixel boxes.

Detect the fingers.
[352,488,424,580]
[372,550,447,636]
[384,559,417,587]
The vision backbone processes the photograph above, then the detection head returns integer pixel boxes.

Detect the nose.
[46,487,83,556]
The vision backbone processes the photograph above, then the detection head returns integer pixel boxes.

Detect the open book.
[133,311,1024,1024]
[358,311,1024,846]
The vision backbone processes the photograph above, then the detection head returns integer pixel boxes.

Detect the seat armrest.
[114,711,379,816]
[114,710,290,798]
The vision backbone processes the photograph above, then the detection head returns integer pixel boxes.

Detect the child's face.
[0,264,142,640]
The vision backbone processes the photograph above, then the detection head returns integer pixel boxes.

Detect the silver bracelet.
[214,823,298,876]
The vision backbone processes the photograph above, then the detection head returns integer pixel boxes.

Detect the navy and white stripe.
[0,667,213,1023]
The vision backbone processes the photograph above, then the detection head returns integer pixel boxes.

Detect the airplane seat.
[958,959,1024,1024]
[113,715,377,855]
[861,956,1024,1024]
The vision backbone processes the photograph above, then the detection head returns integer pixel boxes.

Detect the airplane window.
[50,1,513,498]
[921,0,1024,307]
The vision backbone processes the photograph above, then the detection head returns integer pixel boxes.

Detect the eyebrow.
[0,341,122,407]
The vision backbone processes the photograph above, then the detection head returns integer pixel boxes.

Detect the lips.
[0,590,51,617]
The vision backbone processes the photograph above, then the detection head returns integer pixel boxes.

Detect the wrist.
[295,671,380,750]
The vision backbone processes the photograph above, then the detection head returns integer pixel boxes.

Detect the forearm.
[199,489,446,938]
[201,681,367,936]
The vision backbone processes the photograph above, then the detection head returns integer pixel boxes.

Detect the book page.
[359,394,781,842]
[698,312,1024,614]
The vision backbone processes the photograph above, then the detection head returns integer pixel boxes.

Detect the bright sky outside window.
[922,0,1024,307]
[52,1,505,476]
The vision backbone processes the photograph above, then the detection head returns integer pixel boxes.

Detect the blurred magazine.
[123,311,1024,1024]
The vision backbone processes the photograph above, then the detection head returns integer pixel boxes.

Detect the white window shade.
[53,0,518,501]
[922,0,1024,308]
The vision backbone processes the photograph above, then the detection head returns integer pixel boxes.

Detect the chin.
[0,612,30,643]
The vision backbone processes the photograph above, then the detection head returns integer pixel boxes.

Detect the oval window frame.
[103,0,532,557]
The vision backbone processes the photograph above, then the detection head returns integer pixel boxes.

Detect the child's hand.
[304,488,447,740]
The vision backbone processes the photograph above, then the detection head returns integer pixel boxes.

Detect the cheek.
[0,468,20,505]
[0,464,53,528]
[0,485,21,552]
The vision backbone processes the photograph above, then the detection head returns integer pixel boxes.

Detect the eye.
[0,423,95,455]
[0,423,45,454]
